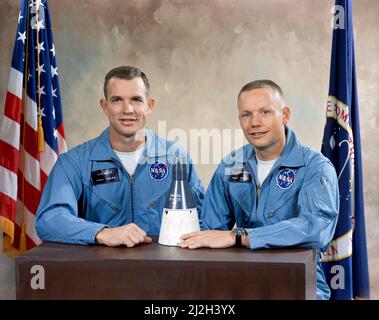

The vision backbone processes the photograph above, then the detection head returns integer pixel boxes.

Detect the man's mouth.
[119,118,137,125]
[249,131,268,138]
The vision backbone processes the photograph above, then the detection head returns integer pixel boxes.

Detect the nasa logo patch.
[276,168,296,190]
[149,161,169,181]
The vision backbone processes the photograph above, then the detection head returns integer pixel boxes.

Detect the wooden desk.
[16,241,316,299]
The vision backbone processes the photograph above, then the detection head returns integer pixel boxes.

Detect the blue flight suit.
[35,127,205,244]
[201,127,339,300]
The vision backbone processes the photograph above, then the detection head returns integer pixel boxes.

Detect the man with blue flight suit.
[179,80,339,300]
[36,66,204,247]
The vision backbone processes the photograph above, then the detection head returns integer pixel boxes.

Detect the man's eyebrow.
[240,106,268,112]
[131,95,144,100]
[109,95,122,100]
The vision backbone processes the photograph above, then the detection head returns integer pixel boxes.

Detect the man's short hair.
[103,66,150,99]
[238,79,285,108]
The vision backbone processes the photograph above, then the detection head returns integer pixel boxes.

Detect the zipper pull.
[127,172,133,182]
[256,187,261,197]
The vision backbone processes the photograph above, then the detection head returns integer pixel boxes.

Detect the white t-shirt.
[256,157,278,186]
[114,144,145,176]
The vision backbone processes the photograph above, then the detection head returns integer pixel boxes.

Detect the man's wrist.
[95,227,109,244]
[231,227,248,248]
[241,233,250,248]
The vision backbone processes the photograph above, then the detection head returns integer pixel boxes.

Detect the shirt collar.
[235,126,305,168]
[89,127,168,161]
[276,126,305,168]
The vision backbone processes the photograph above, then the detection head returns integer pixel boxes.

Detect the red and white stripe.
[0,67,67,250]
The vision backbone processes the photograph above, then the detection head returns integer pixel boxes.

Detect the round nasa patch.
[276,168,296,190]
[149,161,169,181]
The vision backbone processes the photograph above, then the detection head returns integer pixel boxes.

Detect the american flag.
[0,0,66,256]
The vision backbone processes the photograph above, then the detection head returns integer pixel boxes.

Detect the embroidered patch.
[276,168,296,190]
[149,161,169,181]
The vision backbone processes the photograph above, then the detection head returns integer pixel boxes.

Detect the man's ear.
[147,98,155,114]
[100,98,108,114]
[282,105,291,125]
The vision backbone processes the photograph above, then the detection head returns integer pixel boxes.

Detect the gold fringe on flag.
[37,116,45,152]
[19,223,27,253]
[1,216,18,259]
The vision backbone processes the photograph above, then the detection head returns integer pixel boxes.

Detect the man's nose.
[250,114,262,127]
[122,102,134,114]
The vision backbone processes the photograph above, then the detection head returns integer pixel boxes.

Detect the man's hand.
[95,223,152,247]
[178,230,235,249]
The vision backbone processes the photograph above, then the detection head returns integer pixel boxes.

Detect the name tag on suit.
[91,168,120,185]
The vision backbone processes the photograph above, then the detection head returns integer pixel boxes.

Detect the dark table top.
[16,240,316,264]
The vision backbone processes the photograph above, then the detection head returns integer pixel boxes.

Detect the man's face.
[100,77,154,140]
[238,88,290,157]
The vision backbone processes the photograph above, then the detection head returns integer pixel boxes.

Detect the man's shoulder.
[220,144,249,168]
[286,127,330,166]
[154,131,177,149]
[299,143,335,171]
[58,135,100,163]
[152,130,189,158]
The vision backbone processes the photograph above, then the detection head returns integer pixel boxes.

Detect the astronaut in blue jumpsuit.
[36,66,204,247]
[179,80,339,300]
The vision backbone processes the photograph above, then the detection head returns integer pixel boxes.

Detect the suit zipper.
[256,183,261,211]
[127,172,134,222]
[255,164,280,211]
[112,156,138,223]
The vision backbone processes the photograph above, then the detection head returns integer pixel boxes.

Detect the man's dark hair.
[103,66,150,99]
[238,79,285,108]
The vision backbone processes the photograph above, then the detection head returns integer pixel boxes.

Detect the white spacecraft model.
[158,157,200,246]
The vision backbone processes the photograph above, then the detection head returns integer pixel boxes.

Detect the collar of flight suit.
[232,126,306,170]
[88,127,169,161]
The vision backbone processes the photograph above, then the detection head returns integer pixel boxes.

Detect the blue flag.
[321,0,370,300]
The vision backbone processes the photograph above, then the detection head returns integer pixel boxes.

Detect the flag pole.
[36,0,45,153]
[19,0,32,254]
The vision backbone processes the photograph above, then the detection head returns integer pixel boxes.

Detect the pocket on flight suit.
[264,188,300,224]
[145,189,169,235]
[86,187,122,224]
[228,184,254,223]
